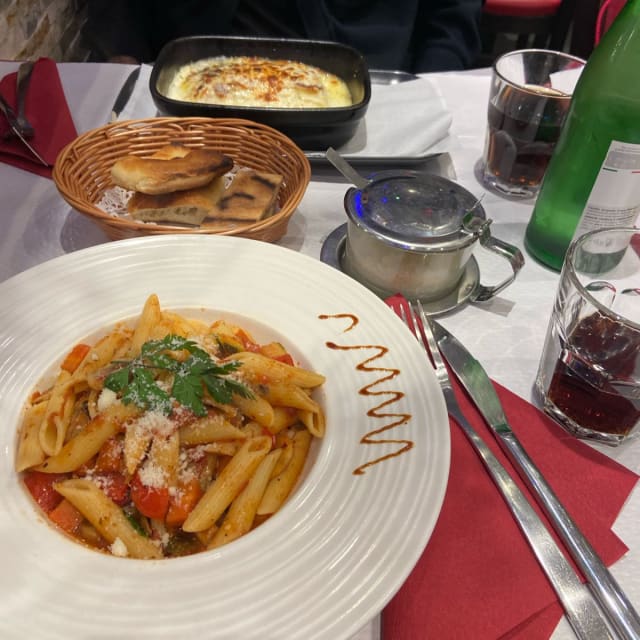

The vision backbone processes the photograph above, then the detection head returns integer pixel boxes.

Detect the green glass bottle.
[524,0,640,271]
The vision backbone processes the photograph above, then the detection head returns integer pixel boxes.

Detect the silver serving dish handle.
[463,214,525,302]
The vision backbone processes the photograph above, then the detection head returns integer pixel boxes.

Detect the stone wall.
[0,0,88,61]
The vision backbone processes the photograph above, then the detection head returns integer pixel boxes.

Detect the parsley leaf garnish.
[104,334,253,416]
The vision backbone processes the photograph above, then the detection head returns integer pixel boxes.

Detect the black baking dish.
[149,36,371,151]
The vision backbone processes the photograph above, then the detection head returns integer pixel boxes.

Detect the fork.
[15,61,35,139]
[397,300,614,640]
[0,93,49,166]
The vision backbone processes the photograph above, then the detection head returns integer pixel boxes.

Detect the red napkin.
[0,57,77,178]
[382,295,639,639]
[632,232,640,256]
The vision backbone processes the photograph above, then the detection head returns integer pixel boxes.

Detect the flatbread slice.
[209,170,283,222]
[127,176,225,225]
[111,144,233,195]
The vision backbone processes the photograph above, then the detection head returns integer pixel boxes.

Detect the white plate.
[0,235,449,640]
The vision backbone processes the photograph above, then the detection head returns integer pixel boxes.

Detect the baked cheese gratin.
[166,55,353,109]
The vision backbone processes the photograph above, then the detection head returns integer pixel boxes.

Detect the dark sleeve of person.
[297,0,482,73]
[298,1,419,71]
[85,0,240,62]
[85,0,152,62]
[411,0,483,72]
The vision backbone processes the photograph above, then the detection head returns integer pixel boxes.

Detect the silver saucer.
[320,223,481,316]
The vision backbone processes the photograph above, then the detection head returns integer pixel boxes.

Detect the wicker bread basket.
[53,117,311,242]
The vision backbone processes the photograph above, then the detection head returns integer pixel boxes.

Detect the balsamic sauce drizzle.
[319,313,414,475]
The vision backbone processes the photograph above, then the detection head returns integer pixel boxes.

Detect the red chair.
[479,0,576,65]
[595,0,627,43]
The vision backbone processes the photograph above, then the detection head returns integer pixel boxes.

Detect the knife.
[432,320,640,640]
[110,66,141,122]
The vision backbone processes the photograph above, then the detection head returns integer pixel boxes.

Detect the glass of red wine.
[535,226,640,445]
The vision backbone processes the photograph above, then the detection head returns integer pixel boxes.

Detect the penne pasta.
[257,429,311,516]
[261,383,318,413]
[231,352,325,388]
[231,392,274,428]
[54,479,162,559]
[35,403,138,473]
[39,370,74,456]
[15,403,47,472]
[182,436,272,532]
[201,441,240,456]
[72,329,132,389]
[161,311,210,337]
[16,294,325,559]
[240,421,265,439]
[178,413,245,446]
[123,417,154,475]
[209,448,282,549]
[127,293,162,357]
[268,406,299,434]
[146,431,180,488]
[270,436,294,477]
[298,406,326,438]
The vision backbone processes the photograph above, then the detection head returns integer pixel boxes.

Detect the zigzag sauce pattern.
[319,313,414,475]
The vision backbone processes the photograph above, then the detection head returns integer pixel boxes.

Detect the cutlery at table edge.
[0,93,49,167]
[15,61,35,138]
[110,66,141,122]
[395,299,614,640]
[431,320,640,640]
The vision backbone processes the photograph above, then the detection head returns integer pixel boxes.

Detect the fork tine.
[412,301,446,371]
[394,299,444,376]
[397,302,417,338]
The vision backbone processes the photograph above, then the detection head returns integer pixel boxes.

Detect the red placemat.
[0,58,77,178]
[382,296,638,639]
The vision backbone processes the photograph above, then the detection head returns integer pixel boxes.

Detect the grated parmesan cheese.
[97,388,118,413]
[138,460,167,488]
[132,411,175,438]
[109,537,128,557]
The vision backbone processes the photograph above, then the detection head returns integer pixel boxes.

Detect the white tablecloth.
[0,61,638,640]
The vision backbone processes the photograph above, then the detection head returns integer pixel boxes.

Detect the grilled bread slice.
[209,170,283,222]
[111,144,233,195]
[127,176,225,225]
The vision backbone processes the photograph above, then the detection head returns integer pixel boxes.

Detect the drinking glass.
[535,227,640,445]
[478,49,585,199]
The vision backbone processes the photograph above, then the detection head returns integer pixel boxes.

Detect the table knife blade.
[110,66,141,122]
[432,320,640,640]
